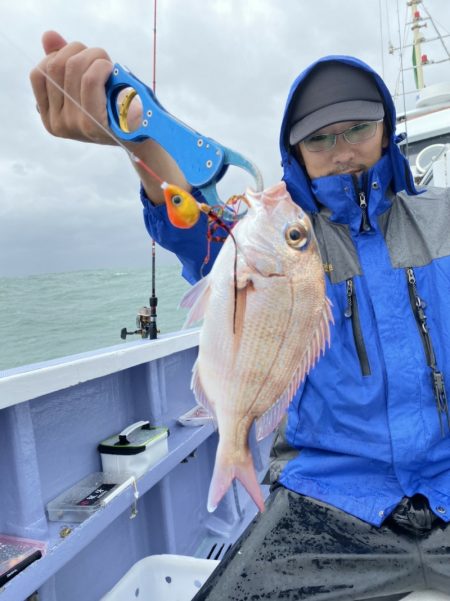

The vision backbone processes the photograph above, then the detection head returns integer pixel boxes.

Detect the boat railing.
[0,330,270,600]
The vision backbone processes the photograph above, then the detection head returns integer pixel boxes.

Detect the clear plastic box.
[46,472,133,523]
[101,554,219,601]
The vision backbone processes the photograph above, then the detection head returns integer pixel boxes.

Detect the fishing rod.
[149,0,159,340]
[122,0,159,341]
[2,12,263,343]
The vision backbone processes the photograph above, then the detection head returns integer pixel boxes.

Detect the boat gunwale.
[0,328,199,411]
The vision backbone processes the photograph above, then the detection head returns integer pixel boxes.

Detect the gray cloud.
[1,0,449,276]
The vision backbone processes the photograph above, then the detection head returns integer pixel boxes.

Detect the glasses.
[302,120,384,152]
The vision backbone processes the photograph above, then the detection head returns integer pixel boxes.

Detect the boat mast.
[410,0,425,89]
[389,1,450,101]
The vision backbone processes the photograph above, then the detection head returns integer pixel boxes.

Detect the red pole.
[152,0,157,93]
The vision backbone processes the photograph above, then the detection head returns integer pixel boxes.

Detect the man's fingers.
[45,41,86,116]
[30,57,52,129]
[30,32,66,121]
[64,47,111,113]
[31,34,116,144]
[80,58,115,141]
[42,30,67,56]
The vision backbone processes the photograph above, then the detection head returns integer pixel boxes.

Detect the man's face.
[296,120,388,179]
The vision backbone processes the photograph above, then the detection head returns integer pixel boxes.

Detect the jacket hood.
[280,55,419,213]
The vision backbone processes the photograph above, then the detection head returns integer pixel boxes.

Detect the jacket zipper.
[358,191,371,232]
[352,174,371,232]
[345,278,371,376]
[406,267,450,436]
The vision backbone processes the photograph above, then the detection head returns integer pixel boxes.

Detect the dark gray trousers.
[193,487,450,601]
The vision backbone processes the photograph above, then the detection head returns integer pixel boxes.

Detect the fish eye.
[172,194,183,206]
[284,222,310,250]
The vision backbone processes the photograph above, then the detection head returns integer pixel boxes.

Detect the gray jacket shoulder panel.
[311,212,362,284]
[378,187,450,268]
[310,187,450,283]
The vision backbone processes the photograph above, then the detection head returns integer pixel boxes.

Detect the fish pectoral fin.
[233,286,249,340]
[233,258,256,338]
[179,275,211,327]
[191,359,217,422]
[235,254,254,290]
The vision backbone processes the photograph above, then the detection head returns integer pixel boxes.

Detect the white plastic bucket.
[101,554,219,601]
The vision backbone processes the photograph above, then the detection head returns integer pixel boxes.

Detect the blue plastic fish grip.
[105,63,225,188]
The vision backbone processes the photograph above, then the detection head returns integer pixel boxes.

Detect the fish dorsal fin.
[179,276,211,327]
[255,297,334,441]
[191,359,217,423]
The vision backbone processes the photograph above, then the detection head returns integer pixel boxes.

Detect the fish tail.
[207,446,265,513]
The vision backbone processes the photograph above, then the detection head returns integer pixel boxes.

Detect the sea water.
[0,265,191,371]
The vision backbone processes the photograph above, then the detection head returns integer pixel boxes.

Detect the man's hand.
[30,31,189,204]
[30,31,115,145]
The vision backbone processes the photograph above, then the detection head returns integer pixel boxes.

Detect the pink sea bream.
[180,181,333,513]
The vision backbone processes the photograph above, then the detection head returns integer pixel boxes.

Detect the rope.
[378,0,385,79]
[421,1,450,59]
[385,0,393,48]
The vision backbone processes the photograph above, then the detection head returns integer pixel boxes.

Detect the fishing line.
[32,58,165,184]
[3,22,246,326]
[421,2,450,58]
[201,193,252,334]
[385,0,393,50]
[378,0,385,79]
[199,206,240,333]
[0,28,164,185]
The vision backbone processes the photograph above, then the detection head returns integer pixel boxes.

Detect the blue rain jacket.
[141,56,450,526]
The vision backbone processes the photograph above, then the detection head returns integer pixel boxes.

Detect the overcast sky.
[1,0,449,277]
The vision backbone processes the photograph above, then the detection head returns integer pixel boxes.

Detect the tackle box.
[98,420,169,479]
[46,472,133,522]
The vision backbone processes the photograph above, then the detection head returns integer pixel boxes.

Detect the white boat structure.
[0,331,272,600]
[391,0,450,186]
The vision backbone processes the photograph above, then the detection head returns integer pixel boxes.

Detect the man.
[32,32,450,600]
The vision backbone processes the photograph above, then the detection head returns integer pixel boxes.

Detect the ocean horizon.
[0,265,191,372]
